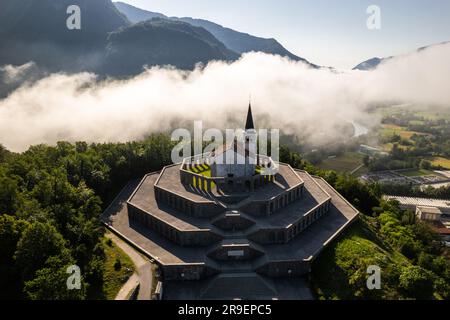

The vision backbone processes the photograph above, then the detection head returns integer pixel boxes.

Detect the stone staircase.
[200,272,277,300]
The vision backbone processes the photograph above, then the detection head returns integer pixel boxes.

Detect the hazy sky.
[120,0,450,69]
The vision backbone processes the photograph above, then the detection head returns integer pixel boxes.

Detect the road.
[107,232,153,300]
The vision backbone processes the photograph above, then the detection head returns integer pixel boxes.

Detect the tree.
[420,159,432,170]
[363,155,370,167]
[0,215,29,299]
[14,222,70,281]
[24,255,86,300]
[399,265,434,299]
[0,144,10,163]
[0,215,28,265]
[0,173,19,214]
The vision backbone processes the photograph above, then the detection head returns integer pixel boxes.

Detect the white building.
[384,196,450,242]
[383,195,450,211]
[210,104,257,179]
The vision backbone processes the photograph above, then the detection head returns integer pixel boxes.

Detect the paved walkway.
[115,273,139,300]
[107,232,153,300]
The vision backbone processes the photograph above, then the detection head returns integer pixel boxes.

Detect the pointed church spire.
[245,102,255,130]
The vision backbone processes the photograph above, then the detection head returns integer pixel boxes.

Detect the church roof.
[245,103,255,130]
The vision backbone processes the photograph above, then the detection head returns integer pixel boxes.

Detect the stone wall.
[128,203,221,246]
[248,199,331,244]
[207,244,263,261]
[242,184,304,217]
[154,186,224,218]
[162,264,218,281]
[212,212,255,231]
[256,260,311,277]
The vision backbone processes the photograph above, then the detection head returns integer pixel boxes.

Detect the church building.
[103,104,360,300]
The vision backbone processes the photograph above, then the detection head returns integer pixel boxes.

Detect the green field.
[380,124,426,140]
[317,152,365,174]
[399,169,436,177]
[380,142,410,152]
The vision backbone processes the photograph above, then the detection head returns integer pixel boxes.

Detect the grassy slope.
[101,237,135,300]
[311,216,410,300]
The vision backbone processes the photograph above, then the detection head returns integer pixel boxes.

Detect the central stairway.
[200,272,277,300]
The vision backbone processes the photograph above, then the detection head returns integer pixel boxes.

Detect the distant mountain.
[0,0,130,71]
[353,41,450,70]
[114,1,166,23]
[102,18,239,76]
[174,17,317,66]
[114,1,318,67]
[0,0,238,76]
[353,57,383,71]
[0,0,317,78]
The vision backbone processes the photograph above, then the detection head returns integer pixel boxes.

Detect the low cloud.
[0,42,449,152]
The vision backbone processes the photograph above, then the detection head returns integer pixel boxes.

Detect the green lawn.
[102,235,135,300]
[190,164,212,176]
[189,164,212,188]
[189,164,263,188]
[317,152,365,173]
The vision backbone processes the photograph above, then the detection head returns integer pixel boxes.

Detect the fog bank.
[0,42,449,152]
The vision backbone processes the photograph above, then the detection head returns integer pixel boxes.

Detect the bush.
[113,258,122,271]
[399,265,434,299]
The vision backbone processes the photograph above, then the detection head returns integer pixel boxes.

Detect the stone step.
[210,210,256,231]
[219,261,254,273]
[206,238,266,263]
[200,272,277,300]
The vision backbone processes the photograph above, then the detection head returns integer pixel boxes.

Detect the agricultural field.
[374,104,450,121]
[316,152,366,174]
[380,124,426,140]
[427,156,450,169]
[380,143,409,152]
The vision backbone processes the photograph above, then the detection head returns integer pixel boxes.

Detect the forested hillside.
[283,147,450,300]
[0,135,174,299]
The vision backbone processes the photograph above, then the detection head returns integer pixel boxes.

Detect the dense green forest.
[0,135,174,299]
[0,138,448,299]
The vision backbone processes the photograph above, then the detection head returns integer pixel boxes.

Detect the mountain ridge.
[102,18,239,76]
[0,0,240,76]
[113,1,318,68]
[353,41,450,71]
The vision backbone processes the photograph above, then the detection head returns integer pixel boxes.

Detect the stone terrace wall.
[256,260,311,277]
[128,203,221,246]
[248,199,331,244]
[162,264,218,281]
[241,183,304,216]
[154,186,224,218]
